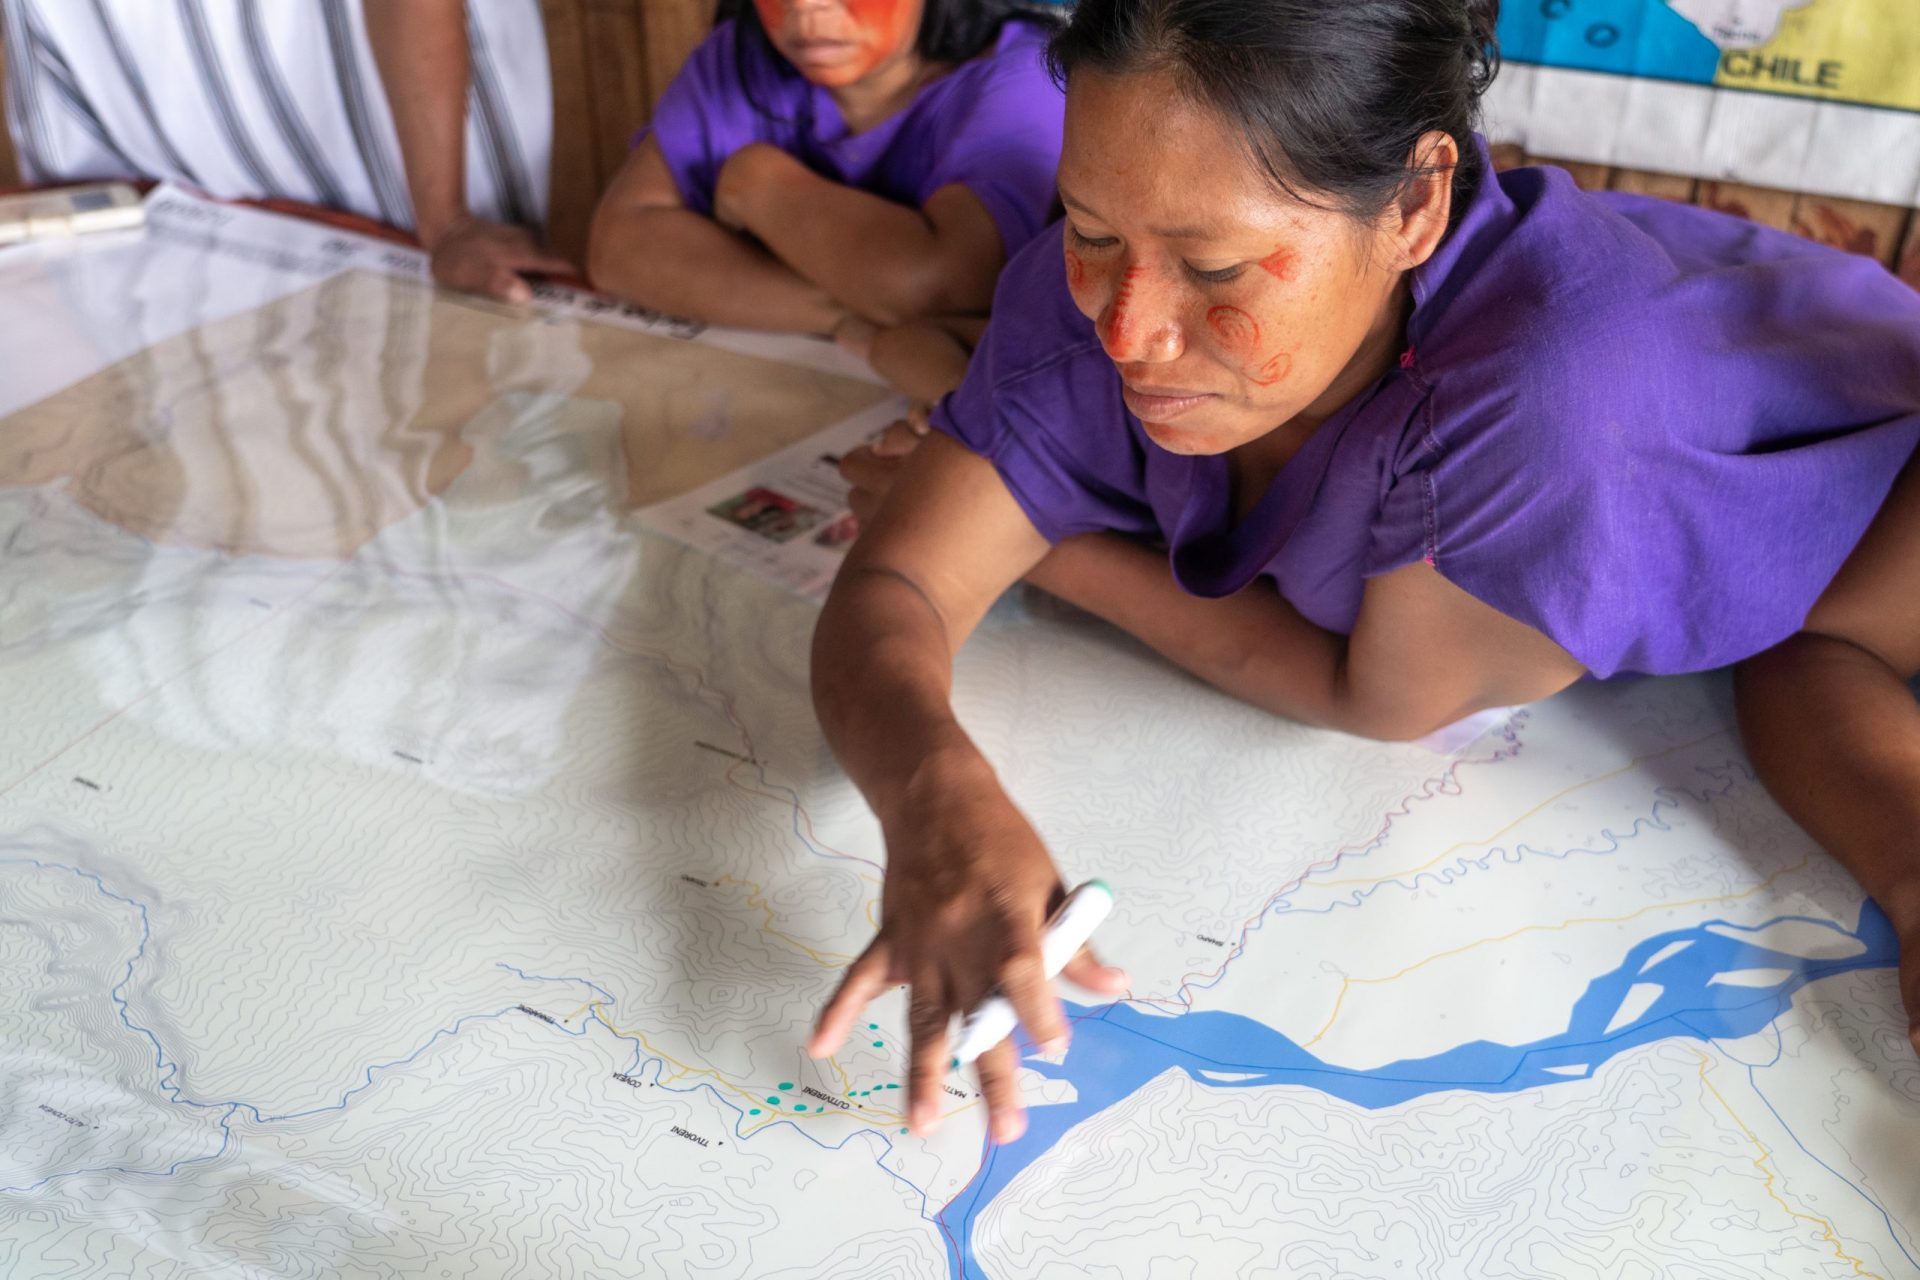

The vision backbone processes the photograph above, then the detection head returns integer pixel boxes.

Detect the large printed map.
[3,192,1919,1277]
[1501,0,1916,112]
[1484,0,1920,206]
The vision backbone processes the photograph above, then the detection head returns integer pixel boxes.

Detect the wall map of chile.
[1499,0,1918,113]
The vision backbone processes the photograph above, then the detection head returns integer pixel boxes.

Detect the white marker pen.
[950,879,1115,1066]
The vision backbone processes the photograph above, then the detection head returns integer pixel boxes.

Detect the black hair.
[717,0,1064,75]
[1048,0,1501,232]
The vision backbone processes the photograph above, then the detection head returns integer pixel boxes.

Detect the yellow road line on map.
[1310,730,1730,890]
[1692,1048,1881,1278]
[713,874,858,968]
[1300,854,1812,1048]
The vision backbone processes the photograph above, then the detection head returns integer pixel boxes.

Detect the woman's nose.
[1096,264,1182,364]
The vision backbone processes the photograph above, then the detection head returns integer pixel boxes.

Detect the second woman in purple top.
[589,0,1066,400]
[812,0,1920,1142]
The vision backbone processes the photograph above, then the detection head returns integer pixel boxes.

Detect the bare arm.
[365,0,468,243]
[813,433,1046,807]
[365,0,570,299]
[835,317,977,402]
[1026,534,1586,740]
[587,137,848,335]
[720,146,1007,325]
[811,434,1124,1144]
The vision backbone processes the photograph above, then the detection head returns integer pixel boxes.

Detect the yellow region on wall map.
[1720,0,1920,111]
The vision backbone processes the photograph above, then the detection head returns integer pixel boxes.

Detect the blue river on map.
[939,903,1900,1278]
[1498,0,1721,83]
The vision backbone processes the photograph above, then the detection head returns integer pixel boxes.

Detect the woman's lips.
[1121,383,1217,422]
[787,38,856,65]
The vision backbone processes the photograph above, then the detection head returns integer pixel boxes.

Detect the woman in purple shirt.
[588,0,1066,398]
[810,0,1920,1142]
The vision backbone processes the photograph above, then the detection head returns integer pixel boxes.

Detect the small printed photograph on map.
[813,511,859,550]
[707,486,826,543]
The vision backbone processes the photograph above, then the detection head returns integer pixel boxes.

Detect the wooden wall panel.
[542,0,600,265]
[1696,180,1798,231]
[0,23,19,188]
[1788,193,1908,268]
[1610,167,1696,203]
[641,0,717,109]
[1551,159,1613,191]
[1490,142,1527,172]
[1899,214,1920,291]
[580,0,652,189]
[542,0,714,269]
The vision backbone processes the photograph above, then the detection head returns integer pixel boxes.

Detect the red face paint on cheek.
[1247,351,1293,387]
[753,0,785,32]
[1205,305,1259,351]
[1102,265,1144,349]
[1064,250,1086,290]
[842,0,913,71]
[1257,245,1296,283]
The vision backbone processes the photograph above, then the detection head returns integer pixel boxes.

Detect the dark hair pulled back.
[1049,0,1501,231]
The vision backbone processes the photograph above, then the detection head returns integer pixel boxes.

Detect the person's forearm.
[866,322,973,403]
[589,206,847,335]
[1025,533,1366,731]
[812,566,995,821]
[365,0,471,244]
[737,163,968,326]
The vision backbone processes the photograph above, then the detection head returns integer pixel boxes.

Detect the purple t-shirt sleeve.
[919,25,1065,257]
[1365,196,1920,678]
[931,230,1158,543]
[646,23,780,216]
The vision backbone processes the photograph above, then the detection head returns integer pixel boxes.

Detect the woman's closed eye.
[1067,225,1118,250]
[1185,261,1245,285]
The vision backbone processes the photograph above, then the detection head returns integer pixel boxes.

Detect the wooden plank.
[581,0,652,196]
[1610,167,1697,203]
[541,0,599,267]
[640,0,716,110]
[0,19,19,188]
[1695,180,1798,231]
[1489,142,1527,173]
[1547,159,1613,191]
[1898,211,1920,292]
[1788,193,1908,268]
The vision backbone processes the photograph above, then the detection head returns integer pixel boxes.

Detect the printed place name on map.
[38,1104,86,1128]
[612,1073,644,1088]
[1720,51,1842,90]
[1197,934,1227,947]
[669,1125,710,1148]
[801,1086,850,1111]
[679,875,711,888]
[516,1004,559,1027]
[942,1084,968,1100]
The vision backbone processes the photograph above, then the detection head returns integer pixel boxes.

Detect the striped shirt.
[1,0,551,231]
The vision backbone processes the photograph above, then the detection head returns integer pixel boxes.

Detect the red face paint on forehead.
[1257,245,1296,283]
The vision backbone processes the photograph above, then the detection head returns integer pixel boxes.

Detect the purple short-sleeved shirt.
[933,140,1920,679]
[646,18,1064,258]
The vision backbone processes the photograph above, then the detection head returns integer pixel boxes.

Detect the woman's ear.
[1386,130,1459,271]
